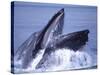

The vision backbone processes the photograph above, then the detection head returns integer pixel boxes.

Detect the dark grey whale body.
[15,8,64,68]
[14,8,90,69]
[36,29,89,69]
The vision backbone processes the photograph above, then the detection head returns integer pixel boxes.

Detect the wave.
[14,48,94,73]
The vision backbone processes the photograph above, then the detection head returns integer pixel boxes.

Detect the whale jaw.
[35,29,90,69]
[55,30,89,51]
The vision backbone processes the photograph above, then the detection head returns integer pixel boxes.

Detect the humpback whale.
[35,29,89,70]
[14,8,90,71]
[14,8,64,68]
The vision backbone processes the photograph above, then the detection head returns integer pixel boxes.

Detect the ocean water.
[14,48,93,73]
[13,2,97,73]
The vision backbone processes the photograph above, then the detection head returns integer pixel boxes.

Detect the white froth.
[14,48,92,73]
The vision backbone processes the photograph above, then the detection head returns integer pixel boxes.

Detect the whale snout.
[83,29,89,34]
[56,8,64,16]
[59,8,64,14]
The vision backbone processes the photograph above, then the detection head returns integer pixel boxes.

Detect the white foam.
[27,49,46,70]
[14,48,93,73]
[35,48,92,72]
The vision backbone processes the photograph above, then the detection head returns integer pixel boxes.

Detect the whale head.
[36,8,64,49]
[56,30,89,51]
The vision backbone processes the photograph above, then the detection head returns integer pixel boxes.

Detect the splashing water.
[35,48,92,72]
[14,48,92,73]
